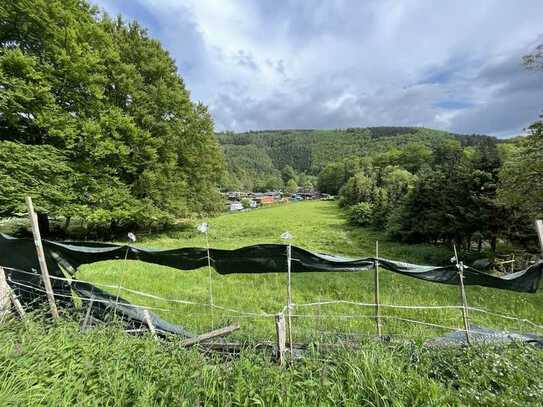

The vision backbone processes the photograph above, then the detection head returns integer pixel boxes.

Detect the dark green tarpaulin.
[1,233,542,292]
[1,234,542,336]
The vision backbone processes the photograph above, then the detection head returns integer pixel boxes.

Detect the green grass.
[3,200,543,405]
[77,200,543,342]
[1,319,543,406]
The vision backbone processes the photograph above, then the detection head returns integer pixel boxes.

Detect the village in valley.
[224,190,332,212]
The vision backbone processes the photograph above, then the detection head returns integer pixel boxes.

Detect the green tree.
[498,119,543,229]
[398,143,432,173]
[338,172,375,207]
[281,165,297,184]
[0,1,224,234]
[286,179,298,194]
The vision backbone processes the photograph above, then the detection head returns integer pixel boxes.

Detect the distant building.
[229,201,244,211]
[253,195,274,205]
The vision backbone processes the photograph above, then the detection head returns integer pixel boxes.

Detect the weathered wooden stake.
[81,298,95,332]
[143,309,158,339]
[179,323,240,347]
[9,288,26,319]
[286,243,294,356]
[204,227,214,330]
[453,244,471,345]
[0,268,26,320]
[0,266,11,322]
[374,241,382,338]
[0,267,26,320]
[275,313,286,365]
[535,220,543,256]
[25,196,59,319]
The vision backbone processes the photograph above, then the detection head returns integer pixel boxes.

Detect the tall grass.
[3,202,543,405]
[77,201,543,342]
[1,318,542,406]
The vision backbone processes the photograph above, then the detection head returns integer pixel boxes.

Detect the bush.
[240,198,252,209]
[348,202,373,226]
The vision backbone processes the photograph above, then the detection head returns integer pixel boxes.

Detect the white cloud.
[94,0,543,137]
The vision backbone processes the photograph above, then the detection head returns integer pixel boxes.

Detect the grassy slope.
[3,201,543,405]
[78,200,543,342]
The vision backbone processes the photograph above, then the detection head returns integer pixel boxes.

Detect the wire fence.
[4,262,543,346]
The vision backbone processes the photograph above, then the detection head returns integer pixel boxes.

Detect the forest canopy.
[0,0,225,235]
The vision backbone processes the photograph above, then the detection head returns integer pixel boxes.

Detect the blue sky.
[93,0,543,137]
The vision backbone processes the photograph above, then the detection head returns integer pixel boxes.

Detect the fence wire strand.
[4,265,543,338]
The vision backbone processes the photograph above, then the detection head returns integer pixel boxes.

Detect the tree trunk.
[490,236,497,260]
[37,213,50,237]
[63,217,71,233]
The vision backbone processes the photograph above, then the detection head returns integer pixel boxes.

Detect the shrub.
[348,202,373,226]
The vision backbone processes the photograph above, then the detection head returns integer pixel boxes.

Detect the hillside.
[217,127,499,191]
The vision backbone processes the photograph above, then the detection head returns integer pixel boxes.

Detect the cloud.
[93,0,543,137]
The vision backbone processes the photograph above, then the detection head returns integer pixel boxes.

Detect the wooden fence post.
[535,220,543,256]
[453,244,471,345]
[0,266,11,322]
[143,309,158,339]
[280,231,294,357]
[374,241,382,338]
[286,243,294,355]
[25,196,59,319]
[275,313,286,365]
[0,267,25,320]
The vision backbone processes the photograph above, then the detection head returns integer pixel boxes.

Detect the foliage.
[280,164,297,184]
[2,319,541,405]
[217,127,488,192]
[338,172,375,207]
[498,117,543,223]
[240,197,252,209]
[348,202,373,226]
[0,0,224,234]
[286,178,298,194]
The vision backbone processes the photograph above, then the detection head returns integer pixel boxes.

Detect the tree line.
[0,0,224,237]
[321,120,542,254]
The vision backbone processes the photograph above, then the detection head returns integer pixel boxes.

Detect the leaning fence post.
[281,231,294,356]
[275,313,286,365]
[374,241,382,338]
[0,266,11,322]
[81,297,95,332]
[143,309,158,339]
[25,196,59,319]
[0,267,25,320]
[453,244,471,345]
[535,220,543,256]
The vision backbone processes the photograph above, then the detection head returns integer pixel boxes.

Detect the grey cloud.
[95,0,543,136]
[448,49,543,136]
[231,50,259,71]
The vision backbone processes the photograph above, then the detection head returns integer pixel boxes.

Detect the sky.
[93,0,543,137]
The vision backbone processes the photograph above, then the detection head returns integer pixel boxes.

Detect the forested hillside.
[217,127,498,192]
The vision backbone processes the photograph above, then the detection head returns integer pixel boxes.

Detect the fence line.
[293,300,465,310]
[6,270,543,338]
[7,266,543,331]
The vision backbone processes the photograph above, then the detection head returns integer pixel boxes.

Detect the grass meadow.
[78,200,543,343]
[2,200,543,406]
